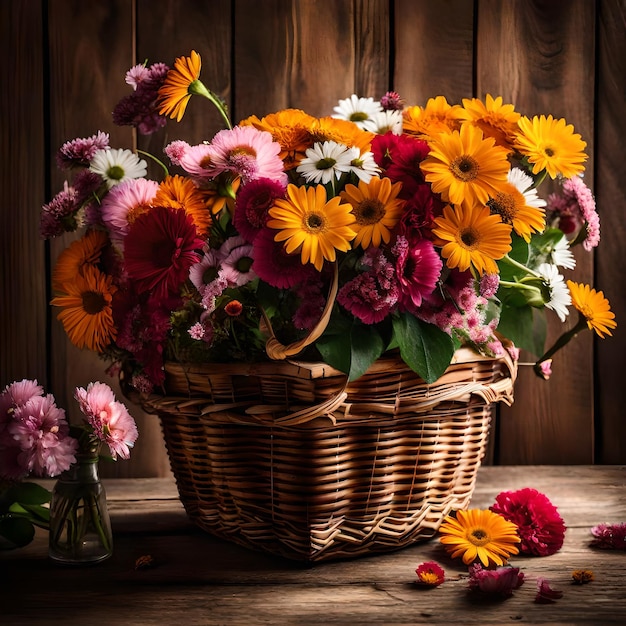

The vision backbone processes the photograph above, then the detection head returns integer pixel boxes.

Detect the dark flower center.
[82,290,106,314]
[450,155,479,181]
[460,227,479,248]
[355,199,385,225]
[487,193,516,224]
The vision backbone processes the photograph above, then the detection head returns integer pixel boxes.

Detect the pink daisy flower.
[233,177,287,243]
[220,236,256,287]
[393,235,442,310]
[100,178,159,248]
[206,125,288,185]
[171,142,216,183]
[74,382,138,460]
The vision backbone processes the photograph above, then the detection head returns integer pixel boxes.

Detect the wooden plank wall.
[1,0,624,476]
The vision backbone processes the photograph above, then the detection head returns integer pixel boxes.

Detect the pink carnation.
[468,563,524,597]
[74,382,138,460]
[491,488,566,556]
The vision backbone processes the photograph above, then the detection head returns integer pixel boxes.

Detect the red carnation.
[491,488,566,556]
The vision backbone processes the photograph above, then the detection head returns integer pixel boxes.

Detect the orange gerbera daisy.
[340,176,405,249]
[439,509,520,567]
[51,264,117,353]
[461,94,521,150]
[432,203,512,275]
[403,96,465,140]
[155,175,212,235]
[514,114,588,179]
[157,50,202,122]
[200,174,241,215]
[567,281,617,338]
[52,229,110,292]
[268,183,356,271]
[312,116,374,154]
[241,108,317,169]
[420,123,510,208]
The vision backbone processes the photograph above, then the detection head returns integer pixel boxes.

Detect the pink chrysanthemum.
[415,561,445,587]
[337,247,399,324]
[547,175,600,251]
[535,578,563,604]
[233,177,287,243]
[206,125,288,185]
[251,227,316,289]
[590,522,626,550]
[164,140,191,167]
[468,563,524,597]
[393,235,442,310]
[491,487,566,556]
[124,206,203,299]
[479,273,500,298]
[40,182,81,239]
[380,91,405,111]
[100,178,159,247]
[4,394,77,479]
[56,131,110,169]
[74,382,138,460]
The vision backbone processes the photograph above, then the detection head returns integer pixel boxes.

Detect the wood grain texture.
[393,0,475,102]
[0,1,47,386]
[4,467,626,625]
[479,0,598,464]
[595,0,626,463]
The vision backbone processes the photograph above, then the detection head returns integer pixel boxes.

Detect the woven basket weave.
[132,345,516,562]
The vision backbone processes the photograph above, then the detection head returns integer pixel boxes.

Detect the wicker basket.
[132,345,516,562]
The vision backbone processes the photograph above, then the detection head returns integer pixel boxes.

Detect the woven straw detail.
[131,348,516,562]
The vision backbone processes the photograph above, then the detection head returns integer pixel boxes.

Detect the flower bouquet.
[38,51,615,561]
[0,380,138,563]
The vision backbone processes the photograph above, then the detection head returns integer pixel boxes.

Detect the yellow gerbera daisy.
[267,184,356,271]
[51,264,117,353]
[439,508,520,567]
[340,176,405,249]
[514,114,587,179]
[460,94,521,150]
[421,123,511,208]
[52,229,109,292]
[157,50,202,122]
[432,203,512,275]
[566,281,617,338]
[402,96,465,140]
[155,174,212,235]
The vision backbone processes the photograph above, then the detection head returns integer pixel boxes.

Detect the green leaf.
[9,502,50,524]
[316,321,386,381]
[498,303,546,357]
[392,313,455,383]
[498,235,531,282]
[6,481,51,506]
[0,515,35,549]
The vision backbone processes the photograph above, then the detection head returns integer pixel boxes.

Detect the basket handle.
[261,262,339,361]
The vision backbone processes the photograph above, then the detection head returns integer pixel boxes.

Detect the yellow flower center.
[418,571,441,585]
[578,303,595,321]
[468,527,491,546]
[82,290,106,315]
[450,155,479,181]
[544,146,555,157]
[354,199,385,225]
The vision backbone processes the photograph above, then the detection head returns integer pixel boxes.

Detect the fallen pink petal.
[535,577,564,603]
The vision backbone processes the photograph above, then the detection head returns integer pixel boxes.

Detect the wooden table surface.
[2,466,625,625]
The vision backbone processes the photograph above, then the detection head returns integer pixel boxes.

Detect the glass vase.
[48,453,113,564]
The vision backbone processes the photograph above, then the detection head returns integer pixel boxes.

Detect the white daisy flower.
[296,141,357,184]
[537,263,571,322]
[508,167,547,209]
[346,151,380,183]
[89,148,148,189]
[547,235,576,270]
[332,94,383,129]
[362,109,404,135]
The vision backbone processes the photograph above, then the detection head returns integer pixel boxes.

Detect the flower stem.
[501,254,540,278]
[137,149,169,178]
[189,79,232,129]
[535,315,589,367]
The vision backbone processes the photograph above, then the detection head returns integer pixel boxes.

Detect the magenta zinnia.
[123,205,204,298]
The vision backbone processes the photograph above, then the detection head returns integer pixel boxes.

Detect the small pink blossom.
[56,131,110,169]
[535,359,553,380]
[74,382,138,460]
